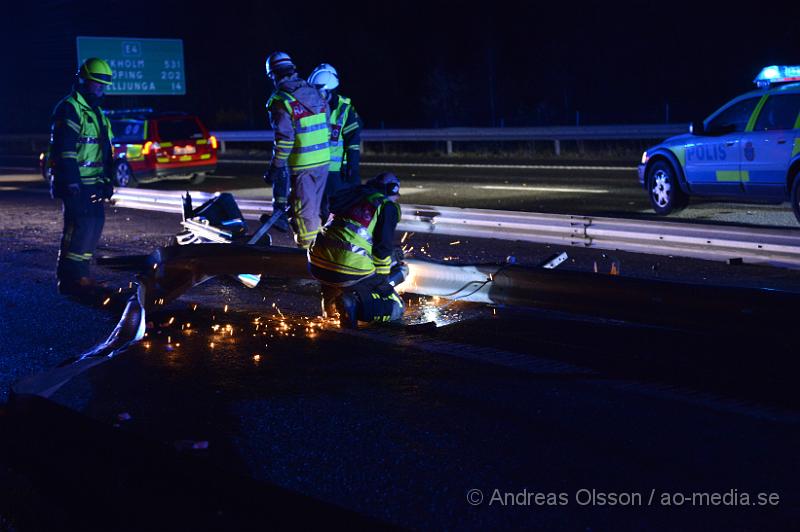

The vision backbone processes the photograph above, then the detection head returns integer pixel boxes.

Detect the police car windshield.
[753,94,800,131]
[706,97,760,134]
[157,118,204,141]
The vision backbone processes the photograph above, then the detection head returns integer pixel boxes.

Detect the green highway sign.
[76,36,185,95]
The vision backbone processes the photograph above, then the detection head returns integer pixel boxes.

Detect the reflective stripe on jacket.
[62,92,113,185]
[268,90,330,173]
[309,191,397,277]
[328,96,352,172]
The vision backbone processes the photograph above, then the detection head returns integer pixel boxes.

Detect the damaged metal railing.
[12,284,148,398]
[111,188,800,269]
[13,239,798,398]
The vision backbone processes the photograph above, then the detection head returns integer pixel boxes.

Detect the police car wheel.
[791,172,800,224]
[114,160,137,188]
[647,160,688,215]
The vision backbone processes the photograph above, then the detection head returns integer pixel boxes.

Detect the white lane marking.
[218,159,636,171]
[227,186,430,199]
[363,162,637,171]
[220,159,271,165]
[0,168,41,175]
[474,185,609,194]
[0,186,48,193]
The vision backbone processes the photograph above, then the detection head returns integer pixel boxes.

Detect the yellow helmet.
[78,57,113,85]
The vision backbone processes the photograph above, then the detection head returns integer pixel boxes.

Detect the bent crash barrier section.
[12,284,148,397]
[12,241,797,398]
[10,246,309,399]
[111,188,800,270]
[402,258,797,332]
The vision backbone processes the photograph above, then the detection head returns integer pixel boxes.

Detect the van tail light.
[209,135,218,150]
[142,141,161,155]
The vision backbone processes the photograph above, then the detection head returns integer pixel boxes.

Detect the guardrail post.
[554,139,561,156]
[220,141,226,154]
[360,141,365,155]
[446,140,453,156]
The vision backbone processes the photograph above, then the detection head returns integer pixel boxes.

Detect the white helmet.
[308,63,339,91]
[367,172,400,197]
[265,51,295,79]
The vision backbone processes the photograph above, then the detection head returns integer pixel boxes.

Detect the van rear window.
[111,119,146,142]
[157,118,204,141]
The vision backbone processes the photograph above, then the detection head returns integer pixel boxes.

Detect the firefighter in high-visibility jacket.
[264,52,331,248]
[308,173,407,328]
[307,63,363,221]
[49,57,115,296]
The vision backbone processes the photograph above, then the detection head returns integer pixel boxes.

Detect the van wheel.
[114,160,137,188]
[791,171,800,224]
[647,160,688,215]
[188,173,206,185]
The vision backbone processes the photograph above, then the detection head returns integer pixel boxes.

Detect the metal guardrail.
[111,188,800,270]
[211,124,686,142]
[210,124,688,156]
[0,124,686,156]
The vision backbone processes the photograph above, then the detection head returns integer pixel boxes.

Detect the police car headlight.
[640,151,649,165]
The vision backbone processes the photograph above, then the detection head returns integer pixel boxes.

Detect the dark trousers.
[57,188,105,283]
[315,269,404,324]
[320,170,343,222]
[272,171,289,209]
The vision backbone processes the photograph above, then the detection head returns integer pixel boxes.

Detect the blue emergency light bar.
[754,65,800,88]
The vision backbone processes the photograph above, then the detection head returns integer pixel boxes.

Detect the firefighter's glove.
[391,246,405,265]
[264,164,289,185]
[373,275,394,298]
[51,179,81,200]
[100,182,114,200]
[344,149,361,184]
[344,163,360,185]
[388,263,409,287]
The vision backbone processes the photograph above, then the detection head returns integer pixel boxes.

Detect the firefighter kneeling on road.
[308,173,408,328]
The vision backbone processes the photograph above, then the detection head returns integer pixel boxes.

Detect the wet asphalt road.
[208,159,799,227]
[1,171,799,529]
[3,153,798,227]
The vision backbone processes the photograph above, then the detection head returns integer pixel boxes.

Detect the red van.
[42,109,218,188]
[109,110,218,187]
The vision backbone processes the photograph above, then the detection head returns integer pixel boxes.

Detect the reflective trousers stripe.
[65,251,92,261]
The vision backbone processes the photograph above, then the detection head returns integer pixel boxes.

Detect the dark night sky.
[2,1,798,133]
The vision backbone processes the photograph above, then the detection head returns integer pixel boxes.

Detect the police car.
[638,66,800,223]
